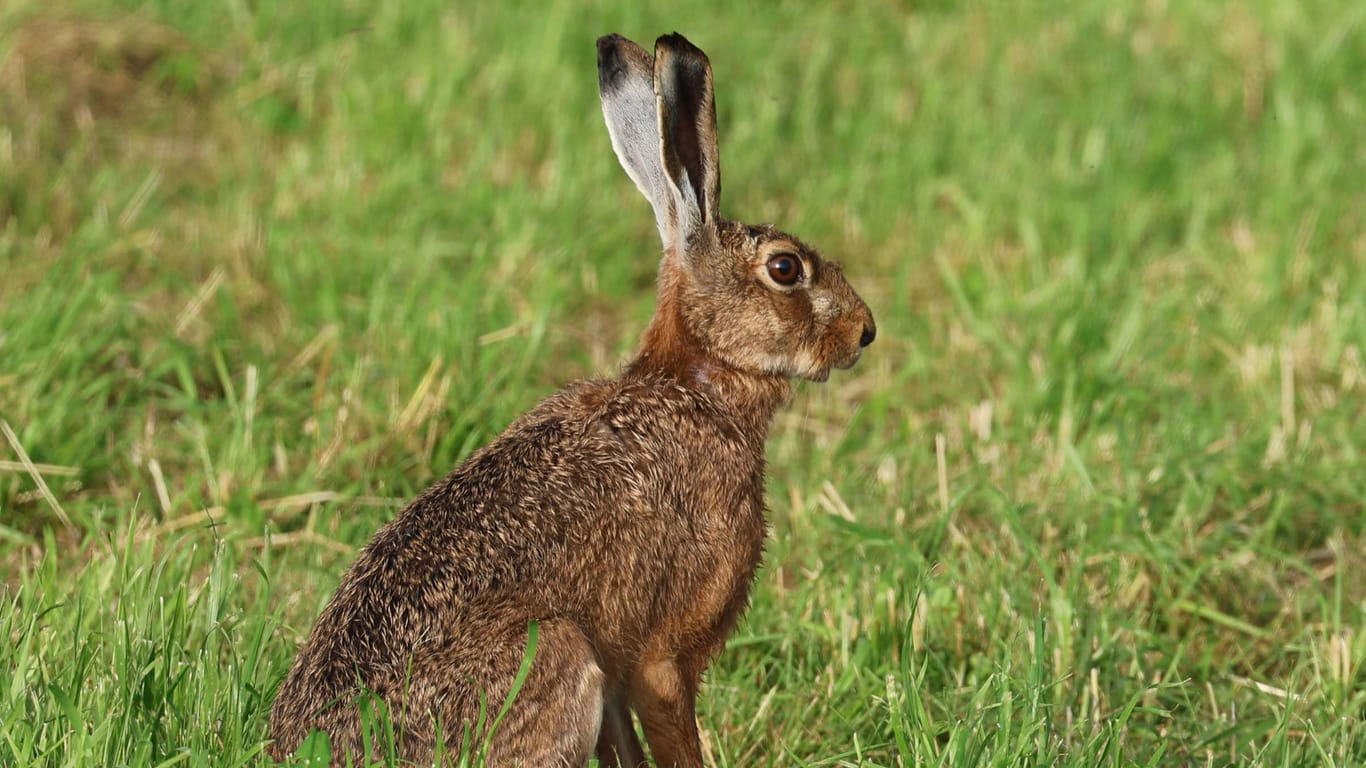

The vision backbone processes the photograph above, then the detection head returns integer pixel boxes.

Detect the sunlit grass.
[1,0,1363,765]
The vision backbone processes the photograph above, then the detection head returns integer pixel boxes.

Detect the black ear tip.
[597,34,628,91]
[655,32,703,58]
[597,33,626,54]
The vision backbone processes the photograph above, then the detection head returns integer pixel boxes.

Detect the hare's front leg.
[631,657,704,768]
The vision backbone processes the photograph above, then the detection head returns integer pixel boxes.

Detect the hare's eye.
[766,254,803,286]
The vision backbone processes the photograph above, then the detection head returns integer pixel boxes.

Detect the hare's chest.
[668,483,768,656]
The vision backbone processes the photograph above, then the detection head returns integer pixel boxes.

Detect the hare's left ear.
[598,34,675,245]
[654,33,721,250]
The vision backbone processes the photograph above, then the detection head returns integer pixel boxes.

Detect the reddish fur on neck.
[626,257,791,418]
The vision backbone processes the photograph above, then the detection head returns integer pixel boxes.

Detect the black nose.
[859,324,876,347]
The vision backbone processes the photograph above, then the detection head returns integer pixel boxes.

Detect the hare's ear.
[598,34,674,245]
[654,33,720,250]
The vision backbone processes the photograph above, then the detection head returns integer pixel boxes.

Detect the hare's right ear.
[598,34,674,245]
[653,33,720,250]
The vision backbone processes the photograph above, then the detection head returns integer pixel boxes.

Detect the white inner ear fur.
[602,74,675,243]
[666,167,705,249]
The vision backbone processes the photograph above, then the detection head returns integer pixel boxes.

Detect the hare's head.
[598,33,875,384]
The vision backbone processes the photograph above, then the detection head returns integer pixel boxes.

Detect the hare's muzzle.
[830,300,876,373]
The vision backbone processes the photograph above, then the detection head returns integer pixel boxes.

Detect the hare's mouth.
[839,342,868,367]
[793,345,863,382]
[833,355,860,373]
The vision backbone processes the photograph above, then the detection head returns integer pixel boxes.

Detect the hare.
[267,32,875,767]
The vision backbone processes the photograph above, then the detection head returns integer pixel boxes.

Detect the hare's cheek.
[772,291,821,340]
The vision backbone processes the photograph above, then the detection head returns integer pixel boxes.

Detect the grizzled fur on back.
[268,32,874,767]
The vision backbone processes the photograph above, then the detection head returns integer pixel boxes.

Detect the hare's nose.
[859,323,877,347]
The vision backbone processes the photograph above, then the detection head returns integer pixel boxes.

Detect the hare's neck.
[626,292,792,424]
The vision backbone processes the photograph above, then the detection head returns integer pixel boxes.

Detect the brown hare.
[268,32,875,767]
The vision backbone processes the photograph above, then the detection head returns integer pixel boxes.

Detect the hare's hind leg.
[482,618,605,767]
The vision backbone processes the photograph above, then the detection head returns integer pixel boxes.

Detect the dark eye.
[766,254,803,286]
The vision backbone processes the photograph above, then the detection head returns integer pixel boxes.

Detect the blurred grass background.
[1,0,1363,764]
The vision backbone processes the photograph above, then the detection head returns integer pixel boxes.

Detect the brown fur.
[268,33,875,767]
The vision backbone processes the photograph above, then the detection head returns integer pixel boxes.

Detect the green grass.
[2,0,1364,764]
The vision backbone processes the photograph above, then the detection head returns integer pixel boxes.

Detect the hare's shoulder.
[553,375,763,460]
[457,376,764,507]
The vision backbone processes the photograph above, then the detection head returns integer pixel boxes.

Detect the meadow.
[1,0,1364,765]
